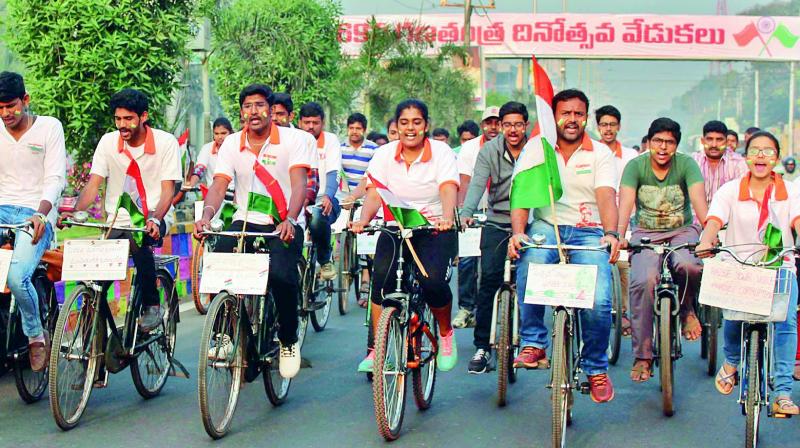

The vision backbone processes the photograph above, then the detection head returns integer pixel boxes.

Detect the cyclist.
[67,88,181,332]
[271,92,295,127]
[454,106,501,330]
[509,89,620,403]
[691,120,747,206]
[350,98,460,373]
[0,71,66,372]
[298,101,342,281]
[185,117,234,191]
[696,130,799,415]
[618,117,708,382]
[595,104,638,338]
[386,118,399,142]
[194,84,316,379]
[459,101,528,373]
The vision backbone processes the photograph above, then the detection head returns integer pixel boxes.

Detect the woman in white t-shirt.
[350,99,460,374]
[697,131,800,415]
[186,117,233,190]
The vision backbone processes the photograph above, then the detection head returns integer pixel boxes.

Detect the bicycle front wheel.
[373,306,407,441]
[131,270,177,399]
[496,288,513,407]
[310,276,332,332]
[551,309,571,448]
[198,293,244,439]
[336,233,352,315]
[745,328,761,448]
[411,305,437,410]
[659,298,674,417]
[191,239,212,314]
[264,294,291,406]
[705,306,720,377]
[609,265,623,366]
[48,284,99,431]
[14,275,57,403]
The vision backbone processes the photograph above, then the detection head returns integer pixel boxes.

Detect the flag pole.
[374,194,429,278]
[547,183,567,264]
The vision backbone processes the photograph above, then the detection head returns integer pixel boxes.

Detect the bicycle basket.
[722,266,792,323]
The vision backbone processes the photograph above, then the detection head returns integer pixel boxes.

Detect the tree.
[206,0,343,121]
[0,0,24,73]
[5,0,198,163]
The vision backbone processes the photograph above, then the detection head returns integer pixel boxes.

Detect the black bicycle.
[334,200,363,315]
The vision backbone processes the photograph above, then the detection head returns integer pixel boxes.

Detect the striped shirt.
[691,150,748,204]
[339,139,379,193]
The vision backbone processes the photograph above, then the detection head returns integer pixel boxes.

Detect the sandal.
[772,397,800,415]
[681,313,703,341]
[630,358,653,382]
[715,363,737,395]
[621,315,632,337]
[357,281,370,308]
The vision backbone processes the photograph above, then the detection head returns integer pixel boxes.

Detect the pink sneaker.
[358,349,375,373]
[437,331,458,372]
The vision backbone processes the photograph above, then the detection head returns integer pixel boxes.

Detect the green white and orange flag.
[510,56,563,210]
[248,161,288,224]
[116,157,149,244]
[367,174,430,228]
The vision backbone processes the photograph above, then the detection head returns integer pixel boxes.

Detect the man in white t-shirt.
[194,84,317,379]
[66,88,182,334]
[0,71,66,372]
[298,102,342,280]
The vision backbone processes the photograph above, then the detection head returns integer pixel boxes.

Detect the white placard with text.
[200,252,270,295]
[0,249,13,291]
[523,263,597,309]
[356,232,379,255]
[458,228,482,257]
[699,258,776,316]
[61,240,130,281]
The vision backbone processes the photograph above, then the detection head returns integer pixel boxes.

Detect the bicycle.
[196,225,292,439]
[334,200,363,315]
[698,245,797,448]
[626,238,699,417]
[699,300,722,376]
[49,215,184,430]
[608,263,624,366]
[297,206,336,345]
[519,234,609,448]
[0,222,59,403]
[353,223,442,441]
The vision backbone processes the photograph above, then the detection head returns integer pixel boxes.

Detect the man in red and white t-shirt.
[194,84,317,379]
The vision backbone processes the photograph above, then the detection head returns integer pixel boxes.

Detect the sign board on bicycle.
[356,232,379,255]
[61,240,130,281]
[698,258,776,316]
[0,249,13,291]
[458,228,482,257]
[331,210,350,234]
[200,253,270,295]
[523,263,597,309]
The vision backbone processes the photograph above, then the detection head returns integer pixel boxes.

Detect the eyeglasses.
[746,147,778,157]
[242,102,268,110]
[597,122,619,128]
[650,137,678,148]
[501,122,526,131]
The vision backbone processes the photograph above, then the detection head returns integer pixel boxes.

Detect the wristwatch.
[286,216,298,227]
[33,212,46,223]
[604,230,621,240]
[147,217,161,227]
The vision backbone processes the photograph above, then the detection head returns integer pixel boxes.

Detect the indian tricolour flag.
[117,159,149,244]
[367,174,429,228]
[510,56,563,210]
[177,128,190,178]
[248,161,288,224]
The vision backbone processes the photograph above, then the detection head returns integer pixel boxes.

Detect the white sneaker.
[208,334,232,360]
[279,342,301,379]
[319,262,337,281]
[452,308,474,329]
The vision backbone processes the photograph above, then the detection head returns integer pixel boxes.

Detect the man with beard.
[692,120,747,205]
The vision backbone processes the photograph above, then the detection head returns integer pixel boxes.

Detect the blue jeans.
[723,269,798,397]
[0,205,53,338]
[309,197,341,264]
[516,220,612,375]
[457,256,478,311]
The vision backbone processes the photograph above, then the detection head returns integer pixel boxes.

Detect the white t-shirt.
[609,142,638,188]
[315,131,342,202]
[214,124,318,226]
[533,134,617,227]
[366,139,459,221]
[0,115,66,224]
[90,127,182,226]
[195,141,221,186]
[457,135,487,177]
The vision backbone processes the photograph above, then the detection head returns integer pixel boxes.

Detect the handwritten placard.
[0,249,13,291]
[524,263,597,309]
[458,228,482,257]
[699,258,776,316]
[331,210,350,234]
[200,253,270,295]
[61,240,130,281]
[356,232,379,255]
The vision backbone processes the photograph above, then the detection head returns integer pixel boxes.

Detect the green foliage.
[207,0,343,121]
[5,0,197,163]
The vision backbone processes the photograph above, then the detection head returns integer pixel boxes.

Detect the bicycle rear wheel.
[705,306,720,377]
[198,293,243,439]
[745,328,761,448]
[14,274,57,403]
[551,309,570,448]
[373,306,407,441]
[131,270,177,399]
[496,288,513,407]
[297,262,310,348]
[264,294,291,406]
[48,284,99,431]
[411,305,437,410]
[336,233,352,315]
[310,276,332,332]
[659,299,674,417]
[191,240,212,314]
[608,265,623,366]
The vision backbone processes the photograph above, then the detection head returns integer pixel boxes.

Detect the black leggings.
[370,229,457,308]
[213,221,303,345]
[106,221,166,308]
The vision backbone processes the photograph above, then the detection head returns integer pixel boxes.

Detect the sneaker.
[207,334,232,360]
[28,331,50,372]
[358,349,375,373]
[319,262,337,281]
[452,309,474,329]
[467,348,492,374]
[279,342,301,379]
[139,305,163,332]
[588,373,615,403]
[513,346,548,369]
[437,330,458,372]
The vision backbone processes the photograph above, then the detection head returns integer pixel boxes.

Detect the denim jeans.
[309,197,341,265]
[457,256,478,311]
[515,220,612,375]
[0,205,53,338]
[723,269,798,397]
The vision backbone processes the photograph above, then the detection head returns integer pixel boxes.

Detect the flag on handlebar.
[367,174,430,228]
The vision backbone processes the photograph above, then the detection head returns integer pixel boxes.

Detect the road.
[2,284,800,448]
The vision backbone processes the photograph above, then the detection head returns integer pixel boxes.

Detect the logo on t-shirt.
[27,143,44,153]
[260,154,278,166]
[575,163,592,175]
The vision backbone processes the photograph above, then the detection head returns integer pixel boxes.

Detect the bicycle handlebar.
[62,220,147,233]
[0,222,33,230]
[199,230,281,239]
[627,241,698,255]
[519,241,609,252]
[701,245,798,267]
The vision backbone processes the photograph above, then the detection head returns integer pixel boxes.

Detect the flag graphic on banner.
[734,17,799,56]
[367,174,430,228]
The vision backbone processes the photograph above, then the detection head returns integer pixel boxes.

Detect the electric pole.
[439,0,496,47]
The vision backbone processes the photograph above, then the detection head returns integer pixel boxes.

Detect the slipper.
[621,315,632,337]
[715,363,737,395]
[681,313,703,341]
[630,359,652,382]
[358,281,370,308]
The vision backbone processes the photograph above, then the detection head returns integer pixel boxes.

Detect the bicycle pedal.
[773,413,791,419]
[580,382,591,394]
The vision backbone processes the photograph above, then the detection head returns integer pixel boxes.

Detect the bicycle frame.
[489,258,520,350]
[737,322,773,413]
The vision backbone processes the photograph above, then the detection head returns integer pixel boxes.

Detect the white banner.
[200,253,270,295]
[698,258,776,316]
[458,228,482,258]
[0,249,14,292]
[356,232,379,256]
[61,240,130,281]
[523,263,597,309]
